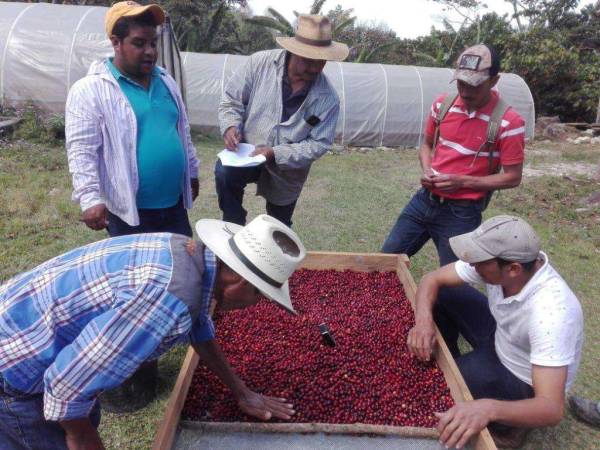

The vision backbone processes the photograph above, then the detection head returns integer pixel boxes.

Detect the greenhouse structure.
[0,1,535,147]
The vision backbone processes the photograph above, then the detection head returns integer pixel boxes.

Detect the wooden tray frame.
[153,252,496,450]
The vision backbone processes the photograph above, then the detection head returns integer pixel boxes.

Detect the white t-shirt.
[454,252,583,390]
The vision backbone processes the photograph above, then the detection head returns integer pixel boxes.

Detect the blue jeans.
[214,159,297,227]
[107,197,192,238]
[0,375,101,450]
[381,187,484,265]
[434,286,534,434]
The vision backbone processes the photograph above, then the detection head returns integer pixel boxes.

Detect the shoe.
[569,396,600,428]
[489,427,529,449]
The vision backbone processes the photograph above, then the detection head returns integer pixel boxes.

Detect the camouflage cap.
[451,44,496,87]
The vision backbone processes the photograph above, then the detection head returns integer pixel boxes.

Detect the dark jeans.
[0,375,101,450]
[381,187,484,265]
[107,197,192,238]
[434,286,535,434]
[214,159,297,227]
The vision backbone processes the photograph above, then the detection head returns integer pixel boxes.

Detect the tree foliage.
[11,0,600,121]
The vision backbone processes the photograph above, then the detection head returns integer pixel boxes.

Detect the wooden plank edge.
[152,346,199,450]
[179,420,439,439]
[301,251,407,271]
[395,260,497,450]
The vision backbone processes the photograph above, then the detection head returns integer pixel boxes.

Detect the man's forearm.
[414,272,440,322]
[59,418,104,450]
[460,170,522,191]
[487,396,564,428]
[418,142,433,172]
[192,340,247,398]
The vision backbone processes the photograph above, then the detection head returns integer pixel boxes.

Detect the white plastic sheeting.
[0,1,535,147]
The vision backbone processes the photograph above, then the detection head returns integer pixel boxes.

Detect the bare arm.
[418,135,436,190]
[487,365,566,427]
[59,419,104,450]
[192,339,294,420]
[407,263,465,361]
[432,163,523,193]
[436,365,567,449]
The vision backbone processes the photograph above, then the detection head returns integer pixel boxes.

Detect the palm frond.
[243,16,293,36]
[266,7,293,30]
[333,16,356,36]
[310,0,327,14]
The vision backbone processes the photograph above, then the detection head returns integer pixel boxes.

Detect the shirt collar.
[454,89,499,117]
[499,251,549,304]
[106,58,159,86]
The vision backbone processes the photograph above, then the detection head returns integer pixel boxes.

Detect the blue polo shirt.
[107,59,185,209]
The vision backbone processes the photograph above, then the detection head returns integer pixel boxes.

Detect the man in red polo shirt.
[382,44,525,266]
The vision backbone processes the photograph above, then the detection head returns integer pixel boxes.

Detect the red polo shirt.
[424,91,525,200]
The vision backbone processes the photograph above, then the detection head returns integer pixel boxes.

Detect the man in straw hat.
[216,14,348,228]
[0,215,304,449]
[407,215,583,448]
[66,1,199,237]
[381,44,525,266]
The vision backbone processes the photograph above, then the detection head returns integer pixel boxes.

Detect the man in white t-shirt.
[407,215,584,449]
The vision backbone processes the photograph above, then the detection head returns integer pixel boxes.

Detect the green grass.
[1,135,599,449]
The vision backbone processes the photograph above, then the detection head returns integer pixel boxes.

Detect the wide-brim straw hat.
[276,14,349,62]
[195,215,307,314]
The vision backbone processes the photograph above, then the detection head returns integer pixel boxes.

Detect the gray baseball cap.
[449,215,541,263]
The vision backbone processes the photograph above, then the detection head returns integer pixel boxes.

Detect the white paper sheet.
[217,143,266,167]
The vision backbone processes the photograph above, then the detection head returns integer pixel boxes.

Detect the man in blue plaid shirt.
[0,215,305,449]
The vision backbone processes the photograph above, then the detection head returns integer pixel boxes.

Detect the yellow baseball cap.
[105,1,165,37]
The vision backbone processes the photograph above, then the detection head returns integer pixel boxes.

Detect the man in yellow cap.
[66,1,199,238]
[65,1,200,412]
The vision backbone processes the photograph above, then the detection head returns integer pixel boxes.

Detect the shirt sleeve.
[497,111,525,166]
[453,260,485,286]
[190,315,216,343]
[42,291,190,421]
[65,79,105,212]
[529,284,580,367]
[218,55,254,136]
[423,94,446,138]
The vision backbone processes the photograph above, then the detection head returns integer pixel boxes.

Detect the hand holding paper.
[218,143,266,167]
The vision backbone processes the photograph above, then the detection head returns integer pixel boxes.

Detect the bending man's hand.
[81,204,108,231]
[407,317,437,361]
[60,418,105,450]
[435,400,494,449]
[190,178,199,201]
[223,126,241,151]
[237,389,295,421]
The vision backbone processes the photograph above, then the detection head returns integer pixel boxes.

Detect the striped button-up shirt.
[66,60,200,226]
[0,234,216,421]
[219,49,340,205]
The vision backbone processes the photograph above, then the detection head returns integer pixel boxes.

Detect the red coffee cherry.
[183,269,454,427]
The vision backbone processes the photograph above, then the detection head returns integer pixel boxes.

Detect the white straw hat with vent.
[195,215,307,314]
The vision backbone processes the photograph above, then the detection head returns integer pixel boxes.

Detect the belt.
[425,189,482,207]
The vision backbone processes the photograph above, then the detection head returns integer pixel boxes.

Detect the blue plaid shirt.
[0,233,216,421]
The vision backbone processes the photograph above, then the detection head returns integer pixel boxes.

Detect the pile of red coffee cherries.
[183,269,454,428]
